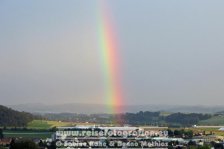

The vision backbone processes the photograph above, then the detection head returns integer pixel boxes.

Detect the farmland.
[2,120,74,139]
[3,131,53,139]
[199,115,224,125]
[2,120,97,139]
[27,120,75,129]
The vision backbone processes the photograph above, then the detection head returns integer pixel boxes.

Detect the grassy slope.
[3,131,53,139]
[199,115,224,125]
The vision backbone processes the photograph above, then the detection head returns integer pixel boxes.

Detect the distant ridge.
[8,103,224,114]
[216,111,224,114]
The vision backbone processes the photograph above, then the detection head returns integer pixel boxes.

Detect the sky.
[1,0,224,106]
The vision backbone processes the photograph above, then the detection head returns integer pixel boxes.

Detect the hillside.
[199,115,224,125]
[216,111,224,115]
[0,105,35,127]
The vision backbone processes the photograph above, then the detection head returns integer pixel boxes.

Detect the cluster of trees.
[9,139,56,149]
[165,113,211,126]
[119,111,211,126]
[43,111,212,127]
[122,111,161,125]
[122,111,211,126]
[167,129,193,138]
[0,105,37,127]
[0,129,3,139]
[9,139,39,149]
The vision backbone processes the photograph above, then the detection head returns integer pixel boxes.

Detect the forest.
[0,105,36,127]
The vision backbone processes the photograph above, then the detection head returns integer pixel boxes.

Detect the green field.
[2,120,97,139]
[2,120,74,139]
[27,120,75,129]
[3,131,53,139]
[199,115,224,125]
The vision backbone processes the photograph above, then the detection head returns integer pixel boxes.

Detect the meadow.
[199,115,224,125]
[2,120,74,139]
[3,120,97,139]
[27,120,75,129]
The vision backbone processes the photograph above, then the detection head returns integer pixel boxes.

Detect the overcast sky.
[1,0,224,106]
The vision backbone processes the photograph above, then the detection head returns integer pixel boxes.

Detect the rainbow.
[97,1,124,119]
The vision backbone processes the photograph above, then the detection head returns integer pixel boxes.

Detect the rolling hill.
[0,105,36,127]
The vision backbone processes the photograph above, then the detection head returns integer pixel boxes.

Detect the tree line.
[43,111,212,127]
